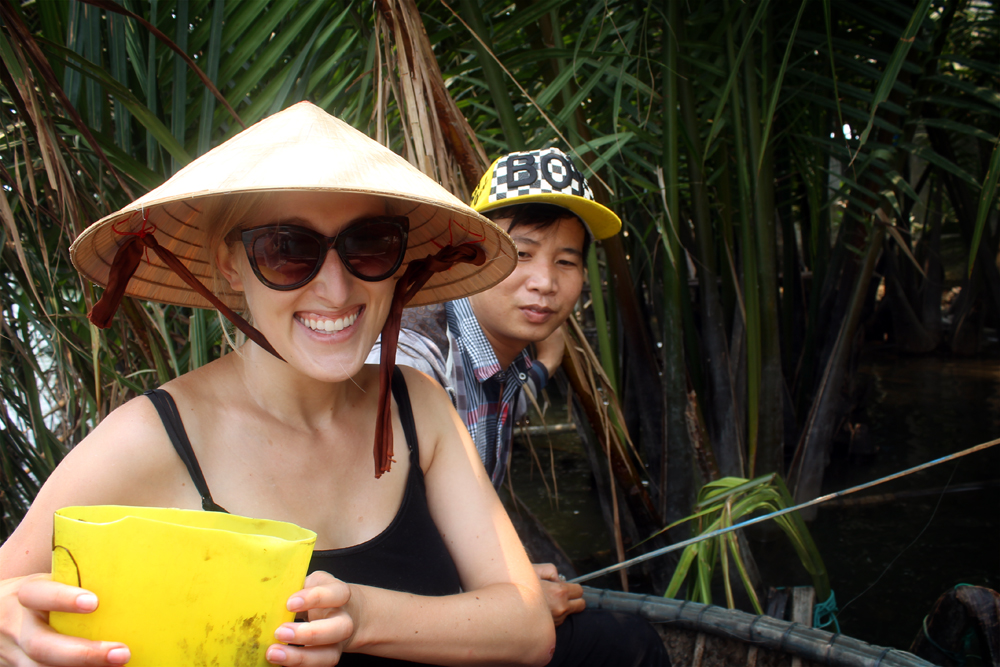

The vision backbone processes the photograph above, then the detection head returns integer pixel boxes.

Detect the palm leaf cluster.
[662,474,829,613]
[0,0,392,535]
[1,0,997,600]
[424,0,999,539]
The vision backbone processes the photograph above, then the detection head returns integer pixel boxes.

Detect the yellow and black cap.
[470,148,621,240]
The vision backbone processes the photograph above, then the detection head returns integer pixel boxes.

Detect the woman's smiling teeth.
[298,309,360,334]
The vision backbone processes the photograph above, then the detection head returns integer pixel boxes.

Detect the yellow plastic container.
[50,505,317,667]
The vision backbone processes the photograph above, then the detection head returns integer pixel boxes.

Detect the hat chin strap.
[89,233,486,478]
[374,243,485,477]
[90,232,283,359]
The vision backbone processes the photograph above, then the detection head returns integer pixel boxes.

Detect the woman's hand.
[0,574,130,667]
[532,563,585,627]
[266,571,356,666]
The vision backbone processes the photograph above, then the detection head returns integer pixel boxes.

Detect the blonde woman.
[0,103,553,667]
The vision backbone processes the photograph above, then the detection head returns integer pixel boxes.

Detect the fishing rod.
[570,437,1000,584]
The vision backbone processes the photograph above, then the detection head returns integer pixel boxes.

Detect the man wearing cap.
[369,148,668,667]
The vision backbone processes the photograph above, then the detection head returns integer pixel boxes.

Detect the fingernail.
[267,646,287,663]
[286,596,304,612]
[107,647,131,664]
[76,593,98,612]
[274,626,295,642]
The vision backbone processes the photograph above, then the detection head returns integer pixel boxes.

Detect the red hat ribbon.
[374,243,486,477]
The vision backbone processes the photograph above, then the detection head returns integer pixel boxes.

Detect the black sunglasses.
[237,216,409,290]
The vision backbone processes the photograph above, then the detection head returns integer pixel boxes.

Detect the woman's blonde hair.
[198,192,269,351]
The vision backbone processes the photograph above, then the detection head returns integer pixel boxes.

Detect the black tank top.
[145,368,461,666]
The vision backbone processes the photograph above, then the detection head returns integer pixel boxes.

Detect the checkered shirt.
[445,298,551,487]
[367,300,549,487]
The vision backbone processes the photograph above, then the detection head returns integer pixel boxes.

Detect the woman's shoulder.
[77,391,172,451]
[158,354,240,402]
[395,365,466,472]
[397,365,453,414]
[54,392,190,490]
[0,391,201,575]
[44,359,240,504]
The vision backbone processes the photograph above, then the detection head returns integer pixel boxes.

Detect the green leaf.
[851,0,932,160]
[923,74,1000,109]
[727,532,763,613]
[0,27,27,83]
[664,543,700,599]
[968,132,1000,277]
[223,0,328,131]
[883,221,927,278]
[572,133,635,177]
[40,39,191,165]
[702,0,772,161]
[216,0,292,87]
[266,10,335,117]
[915,118,998,144]
[55,122,163,192]
[196,0,225,156]
[900,141,980,189]
[886,170,923,206]
[756,0,810,177]
[492,0,568,42]
[936,54,1000,78]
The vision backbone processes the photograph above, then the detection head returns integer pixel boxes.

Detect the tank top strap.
[389,367,420,467]
[143,389,228,513]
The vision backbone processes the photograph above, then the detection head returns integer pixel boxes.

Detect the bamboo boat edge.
[582,588,935,667]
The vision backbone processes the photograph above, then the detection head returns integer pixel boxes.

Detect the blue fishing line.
[571,437,1000,585]
[813,590,840,633]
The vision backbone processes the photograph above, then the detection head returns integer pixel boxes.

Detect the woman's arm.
[1,396,198,577]
[0,396,199,667]
[269,368,554,667]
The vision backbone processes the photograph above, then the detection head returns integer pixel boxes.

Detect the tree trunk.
[790,225,885,512]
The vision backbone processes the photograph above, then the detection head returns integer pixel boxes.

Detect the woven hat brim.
[475,192,621,241]
[69,103,516,310]
[71,191,514,310]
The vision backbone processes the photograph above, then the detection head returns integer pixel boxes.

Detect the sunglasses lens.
[339,220,405,279]
[251,229,323,287]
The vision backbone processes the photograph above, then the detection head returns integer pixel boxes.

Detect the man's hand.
[533,326,566,376]
[532,563,584,627]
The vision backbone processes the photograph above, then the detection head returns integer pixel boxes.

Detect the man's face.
[469,216,586,363]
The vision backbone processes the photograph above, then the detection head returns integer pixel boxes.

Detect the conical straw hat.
[70,102,514,310]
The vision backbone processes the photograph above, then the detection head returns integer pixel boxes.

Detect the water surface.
[509,353,1000,651]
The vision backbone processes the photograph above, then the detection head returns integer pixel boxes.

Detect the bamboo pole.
[743,14,783,479]
[658,0,694,527]
[572,437,1000,583]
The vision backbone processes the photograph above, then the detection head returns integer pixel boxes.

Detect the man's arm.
[530,325,566,387]
[524,327,587,624]
[521,324,566,403]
